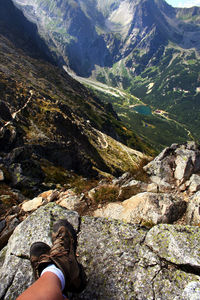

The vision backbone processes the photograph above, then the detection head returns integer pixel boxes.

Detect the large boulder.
[143,146,176,181]
[186,191,200,225]
[144,142,200,186]
[145,224,200,267]
[186,174,200,194]
[1,203,200,299]
[94,192,187,225]
[173,143,200,182]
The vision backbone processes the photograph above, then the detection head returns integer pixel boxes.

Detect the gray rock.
[0,246,7,269]
[186,191,200,225]
[154,268,200,300]
[0,217,20,251]
[76,216,148,300]
[174,146,200,181]
[9,163,26,187]
[186,141,198,151]
[144,154,174,183]
[182,281,200,300]
[94,192,187,225]
[150,176,172,192]
[74,220,200,300]
[186,174,200,193]
[174,153,194,182]
[0,203,79,299]
[145,224,200,267]
[1,204,200,299]
[144,142,200,186]
[124,192,187,225]
[112,172,132,186]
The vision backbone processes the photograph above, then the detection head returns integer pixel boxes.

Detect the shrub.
[92,184,120,204]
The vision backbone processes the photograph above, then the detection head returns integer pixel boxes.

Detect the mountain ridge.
[13,0,200,148]
[13,0,200,73]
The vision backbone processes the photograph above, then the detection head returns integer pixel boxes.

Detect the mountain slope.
[0,0,152,200]
[13,0,200,147]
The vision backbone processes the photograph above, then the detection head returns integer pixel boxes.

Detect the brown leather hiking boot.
[30,241,51,280]
[50,219,87,294]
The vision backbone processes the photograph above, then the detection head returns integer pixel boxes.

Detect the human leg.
[50,219,87,295]
[16,271,66,300]
[17,242,66,300]
[16,220,87,299]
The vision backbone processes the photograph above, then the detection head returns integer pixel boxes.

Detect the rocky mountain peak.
[13,0,200,78]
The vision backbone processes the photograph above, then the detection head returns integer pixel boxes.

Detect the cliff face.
[0,0,55,62]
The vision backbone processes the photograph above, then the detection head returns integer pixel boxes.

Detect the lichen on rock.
[145,224,200,267]
[1,204,200,299]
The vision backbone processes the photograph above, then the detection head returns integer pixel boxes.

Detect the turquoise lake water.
[133,105,152,115]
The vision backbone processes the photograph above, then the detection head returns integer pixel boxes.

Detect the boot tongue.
[51,233,70,255]
[58,226,71,250]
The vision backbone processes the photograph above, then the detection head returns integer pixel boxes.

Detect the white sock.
[41,264,65,291]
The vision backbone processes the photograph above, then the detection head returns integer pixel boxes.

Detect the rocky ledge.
[94,141,200,226]
[1,203,200,300]
[1,141,200,299]
[1,142,200,252]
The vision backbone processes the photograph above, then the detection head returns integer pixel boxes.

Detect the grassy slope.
[92,45,200,148]
[68,69,191,152]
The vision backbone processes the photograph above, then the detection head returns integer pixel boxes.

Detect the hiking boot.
[30,241,51,280]
[50,219,87,294]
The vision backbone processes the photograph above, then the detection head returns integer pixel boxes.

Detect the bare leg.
[16,272,67,300]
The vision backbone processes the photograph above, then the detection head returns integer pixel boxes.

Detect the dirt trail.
[0,90,33,133]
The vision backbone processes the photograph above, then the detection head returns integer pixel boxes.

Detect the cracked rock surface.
[1,203,200,299]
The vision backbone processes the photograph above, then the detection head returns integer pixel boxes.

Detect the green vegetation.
[88,85,190,152]
[41,161,70,185]
[92,46,200,148]
[92,184,120,204]
[19,0,200,151]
